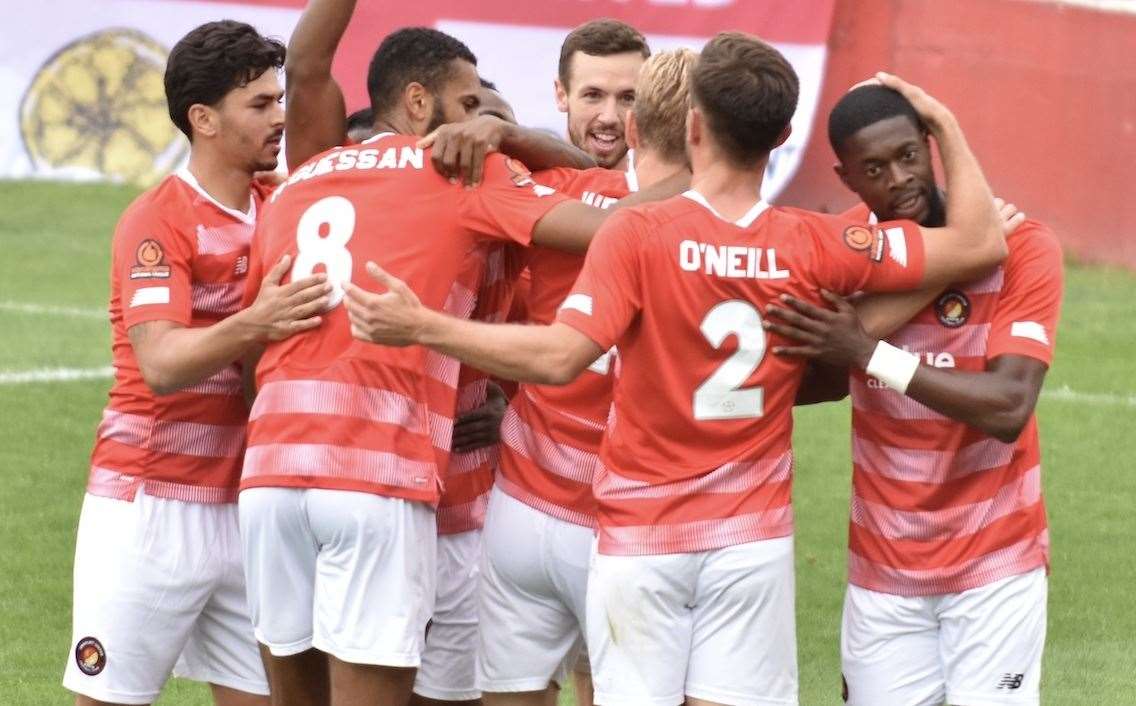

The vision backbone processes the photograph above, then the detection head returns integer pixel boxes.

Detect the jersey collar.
[361,131,396,144]
[681,189,769,228]
[175,167,256,225]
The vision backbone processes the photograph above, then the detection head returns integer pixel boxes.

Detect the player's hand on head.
[247,253,331,342]
[764,290,878,368]
[994,196,1026,235]
[418,115,508,187]
[451,386,508,453]
[344,261,425,346]
[874,72,955,132]
[254,170,286,187]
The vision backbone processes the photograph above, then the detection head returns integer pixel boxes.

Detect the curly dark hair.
[164,20,285,139]
[366,27,477,118]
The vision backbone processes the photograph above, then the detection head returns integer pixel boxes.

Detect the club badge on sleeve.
[130,238,170,280]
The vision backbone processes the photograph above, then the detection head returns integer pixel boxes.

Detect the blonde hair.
[633,48,697,163]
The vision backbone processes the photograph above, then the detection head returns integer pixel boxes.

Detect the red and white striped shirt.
[241,135,568,505]
[438,243,526,535]
[845,204,1062,595]
[559,193,926,555]
[88,169,268,504]
[496,166,633,527]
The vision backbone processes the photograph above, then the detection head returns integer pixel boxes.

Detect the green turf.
[1,181,1133,704]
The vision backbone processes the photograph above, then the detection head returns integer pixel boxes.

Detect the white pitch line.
[0,366,114,385]
[1040,385,1136,408]
[0,301,105,319]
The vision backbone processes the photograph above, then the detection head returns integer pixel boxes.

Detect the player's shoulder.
[837,201,873,222]
[116,174,190,231]
[1007,218,1061,255]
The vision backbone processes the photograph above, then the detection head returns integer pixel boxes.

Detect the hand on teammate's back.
[418,114,511,187]
[764,290,877,369]
[244,254,330,341]
[452,382,508,453]
[344,261,426,346]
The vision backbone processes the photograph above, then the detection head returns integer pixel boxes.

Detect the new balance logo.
[998,673,1024,690]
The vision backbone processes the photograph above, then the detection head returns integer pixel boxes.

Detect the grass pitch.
[0,181,1133,704]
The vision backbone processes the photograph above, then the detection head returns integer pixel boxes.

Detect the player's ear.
[554,78,569,114]
[773,123,792,149]
[625,110,640,149]
[404,81,431,125]
[187,103,218,140]
[833,161,851,188]
[686,106,700,148]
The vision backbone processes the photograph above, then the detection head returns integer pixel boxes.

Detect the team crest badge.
[75,636,106,676]
[935,290,970,327]
[130,238,170,280]
[843,225,885,262]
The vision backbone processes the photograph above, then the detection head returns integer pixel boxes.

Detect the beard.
[425,99,448,135]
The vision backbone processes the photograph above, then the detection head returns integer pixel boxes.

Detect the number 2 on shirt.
[292,196,355,309]
[694,300,766,420]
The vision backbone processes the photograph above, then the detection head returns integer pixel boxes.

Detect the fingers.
[287,316,322,333]
[364,261,403,292]
[288,296,332,321]
[766,302,829,336]
[439,132,461,179]
[771,344,823,358]
[470,139,490,187]
[1002,211,1026,235]
[820,289,853,312]
[459,139,475,186]
[417,129,439,149]
[779,293,836,320]
[763,317,822,345]
[849,77,882,91]
[263,253,293,285]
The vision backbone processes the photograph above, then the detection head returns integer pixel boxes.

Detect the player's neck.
[634,150,685,191]
[185,150,254,213]
[689,154,766,221]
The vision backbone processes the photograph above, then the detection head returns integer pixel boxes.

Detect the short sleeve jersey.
[88,170,269,503]
[558,191,926,555]
[494,166,633,526]
[843,203,1063,596]
[242,134,569,505]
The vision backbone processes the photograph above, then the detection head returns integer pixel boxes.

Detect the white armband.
[865,341,921,394]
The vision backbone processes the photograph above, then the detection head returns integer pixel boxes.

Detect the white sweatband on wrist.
[865,341,921,394]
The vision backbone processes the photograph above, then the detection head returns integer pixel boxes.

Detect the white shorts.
[587,536,798,706]
[63,491,267,705]
[239,487,436,666]
[414,529,482,701]
[842,568,1047,706]
[477,486,592,693]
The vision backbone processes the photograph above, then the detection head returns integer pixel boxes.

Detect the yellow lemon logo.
[19,29,187,186]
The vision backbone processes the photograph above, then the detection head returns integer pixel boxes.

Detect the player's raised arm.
[882,74,1007,287]
[284,0,355,168]
[344,263,601,385]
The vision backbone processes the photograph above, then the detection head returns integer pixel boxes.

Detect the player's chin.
[590,144,628,169]
[253,154,280,173]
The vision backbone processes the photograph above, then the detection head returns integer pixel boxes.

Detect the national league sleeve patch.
[129,286,170,308]
[1010,320,1050,345]
[130,238,171,279]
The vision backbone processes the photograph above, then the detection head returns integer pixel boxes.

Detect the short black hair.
[828,85,924,156]
[479,78,497,91]
[366,27,477,118]
[164,20,285,140]
[346,107,374,134]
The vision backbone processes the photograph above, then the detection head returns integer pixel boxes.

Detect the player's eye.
[902,149,917,162]
[865,165,881,178]
[619,93,635,105]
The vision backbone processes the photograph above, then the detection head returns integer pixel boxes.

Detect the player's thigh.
[841,583,944,706]
[307,488,438,667]
[478,487,588,693]
[684,537,798,706]
[238,487,319,656]
[586,548,696,706]
[939,569,1047,706]
[64,492,217,705]
[414,529,482,702]
[175,502,269,698]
